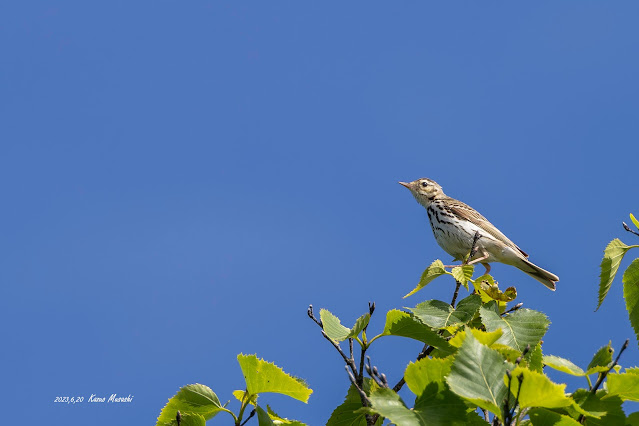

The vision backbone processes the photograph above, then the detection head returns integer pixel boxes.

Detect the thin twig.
[349,338,354,363]
[467,231,482,263]
[365,356,389,388]
[503,303,523,316]
[358,346,366,388]
[346,365,371,405]
[307,305,323,328]
[450,280,462,307]
[239,409,256,426]
[321,331,357,375]
[623,222,639,237]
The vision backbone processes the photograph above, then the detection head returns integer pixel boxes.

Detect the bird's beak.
[399,181,411,189]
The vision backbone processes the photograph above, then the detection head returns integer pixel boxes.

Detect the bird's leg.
[481,262,491,275]
[465,249,490,266]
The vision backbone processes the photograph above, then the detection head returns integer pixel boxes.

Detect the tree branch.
[239,409,256,426]
[623,222,639,237]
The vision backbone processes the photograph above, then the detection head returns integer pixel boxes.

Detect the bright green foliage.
[528,408,581,425]
[404,260,450,297]
[507,367,572,409]
[237,354,312,403]
[628,412,639,426]
[606,369,639,401]
[446,330,510,418]
[366,388,421,426]
[365,386,469,426]
[404,357,452,395]
[232,390,257,406]
[168,413,207,426]
[473,274,516,303]
[402,356,469,425]
[409,294,481,329]
[412,381,470,425]
[527,343,544,373]
[543,355,586,376]
[623,258,639,347]
[451,265,474,289]
[448,328,503,348]
[258,406,306,425]
[327,380,382,426]
[572,389,626,426]
[320,309,351,341]
[598,239,639,310]
[631,213,639,230]
[320,309,370,342]
[587,342,613,374]
[256,406,275,426]
[480,302,550,351]
[380,309,453,351]
[350,314,371,338]
[156,384,226,426]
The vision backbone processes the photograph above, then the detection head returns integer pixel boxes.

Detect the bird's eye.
[421,182,428,187]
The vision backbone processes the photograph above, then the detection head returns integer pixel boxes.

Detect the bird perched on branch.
[399,178,559,290]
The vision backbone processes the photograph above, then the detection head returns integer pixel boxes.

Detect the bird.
[399,178,559,290]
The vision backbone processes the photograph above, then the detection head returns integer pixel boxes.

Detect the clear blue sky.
[2,2,638,424]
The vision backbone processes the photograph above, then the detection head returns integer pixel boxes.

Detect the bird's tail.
[516,258,559,291]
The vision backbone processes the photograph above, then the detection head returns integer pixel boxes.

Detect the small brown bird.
[400,178,559,290]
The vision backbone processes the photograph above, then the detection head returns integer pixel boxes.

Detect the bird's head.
[399,178,444,205]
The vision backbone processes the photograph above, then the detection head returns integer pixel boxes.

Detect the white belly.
[429,216,507,263]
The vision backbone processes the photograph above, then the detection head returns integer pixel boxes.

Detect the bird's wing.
[445,198,529,258]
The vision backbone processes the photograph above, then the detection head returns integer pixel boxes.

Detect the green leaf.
[232,390,257,406]
[319,310,371,342]
[491,344,522,363]
[480,302,550,351]
[257,405,275,426]
[320,309,351,342]
[606,370,639,401]
[473,275,517,303]
[264,406,307,425]
[158,412,207,426]
[451,265,474,290]
[365,385,470,426]
[543,355,586,376]
[528,408,581,425]
[586,342,613,375]
[237,354,312,403]
[507,367,572,409]
[412,381,470,425]
[350,314,371,338]
[156,384,226,425]
[404,260,450,298]
[624,259,639,348]
[366,388,421,426]
[627,411,639,426]
[449,328,503,348]
[446,329,510,418]
[410,295,481,329]
[527,343,544,373]
[380,309,454,353]
[404,357,453,396]
[631,213,639,230]
[598,239,639,310]
[327,380,382,426]
[572,389,625,426]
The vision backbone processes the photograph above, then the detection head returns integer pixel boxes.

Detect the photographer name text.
[54,394,134,404]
